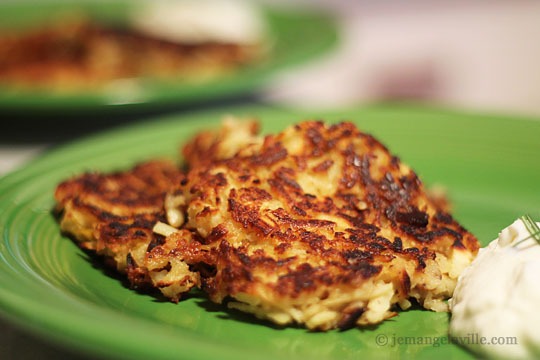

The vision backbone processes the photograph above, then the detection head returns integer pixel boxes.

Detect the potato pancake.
[55,119,479,330]
[0,17,262,90]
[155,120,479,330]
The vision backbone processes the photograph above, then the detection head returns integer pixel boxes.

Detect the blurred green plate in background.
[1,104,539,359]
[0,0,337,112]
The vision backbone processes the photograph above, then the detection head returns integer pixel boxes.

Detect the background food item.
[0,1,266,91]
[132,0,266,46]
[449,218,540,360]
[0,17,262,90]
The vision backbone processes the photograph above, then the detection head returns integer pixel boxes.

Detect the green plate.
[0,0,337,112]
[1,104,539,360]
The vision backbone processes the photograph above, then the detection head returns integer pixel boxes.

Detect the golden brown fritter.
[55,119,479,330]
[55,160,199,297]
[155,121,479,330]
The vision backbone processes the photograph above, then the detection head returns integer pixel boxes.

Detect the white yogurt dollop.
[449,218,540,359]
[132,0,266,45]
